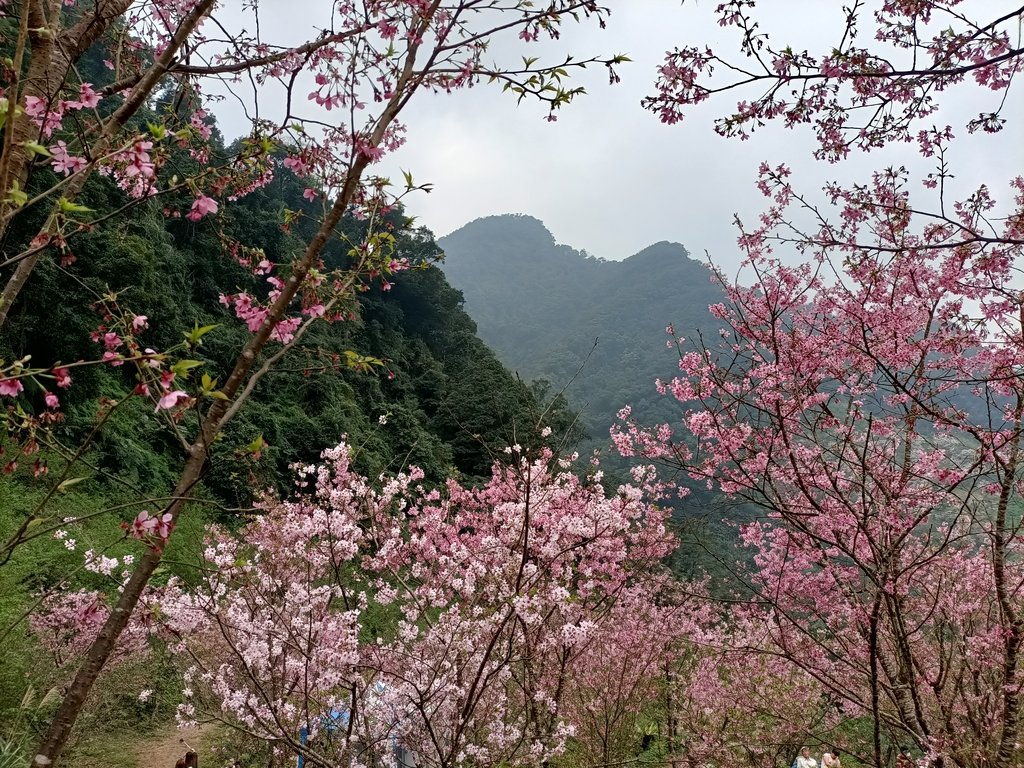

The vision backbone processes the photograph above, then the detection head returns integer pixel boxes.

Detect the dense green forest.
[2,184,579,494]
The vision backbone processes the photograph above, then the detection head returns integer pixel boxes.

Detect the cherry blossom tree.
[668,610,833,768]
[559,583,696,768]
[29,587,147,673]
[0,2,629,764]
[150,440,676,768]
[614,3,1024,767]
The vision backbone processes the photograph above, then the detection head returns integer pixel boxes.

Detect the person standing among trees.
[821,747,840,768]
[796,746,817,768]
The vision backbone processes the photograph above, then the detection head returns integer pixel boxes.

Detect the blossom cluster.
[148,441,675,767]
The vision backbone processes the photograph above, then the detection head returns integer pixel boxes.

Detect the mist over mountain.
[438,214,726,456]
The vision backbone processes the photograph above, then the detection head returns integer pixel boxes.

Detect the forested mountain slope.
[0,141,582,535]
[438,214,725,455]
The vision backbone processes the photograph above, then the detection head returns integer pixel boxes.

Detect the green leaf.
[147,121,167,140]
[5,180,27,207]
[22,140,51,158]
[185,323,217,344]
[57,477,87,493]
[170,359,204,378]
[57,197,93,213]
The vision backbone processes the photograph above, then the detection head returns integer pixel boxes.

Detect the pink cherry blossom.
[127,509,173,543]
[152,441,677,763]
[30,590,147,671]
[77,83,101,109]
[24,95,64,137]
[53,367,72,389]
[50,141,88,176]
[282,155,309,175]
[154,390,188,411]
[0,378,23,397]
[629,4,1024,763]
[186,194,218,221]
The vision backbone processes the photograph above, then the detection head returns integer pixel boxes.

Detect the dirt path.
[136,723,206,768]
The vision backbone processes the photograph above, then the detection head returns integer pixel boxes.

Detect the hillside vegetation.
[439,214,725,455]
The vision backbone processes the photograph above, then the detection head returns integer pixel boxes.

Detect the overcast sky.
[215,1,1022,270]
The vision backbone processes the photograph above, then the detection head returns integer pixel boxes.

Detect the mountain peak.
[444,213,555,248]
[625,240,691,264]
[444,216,703,268]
